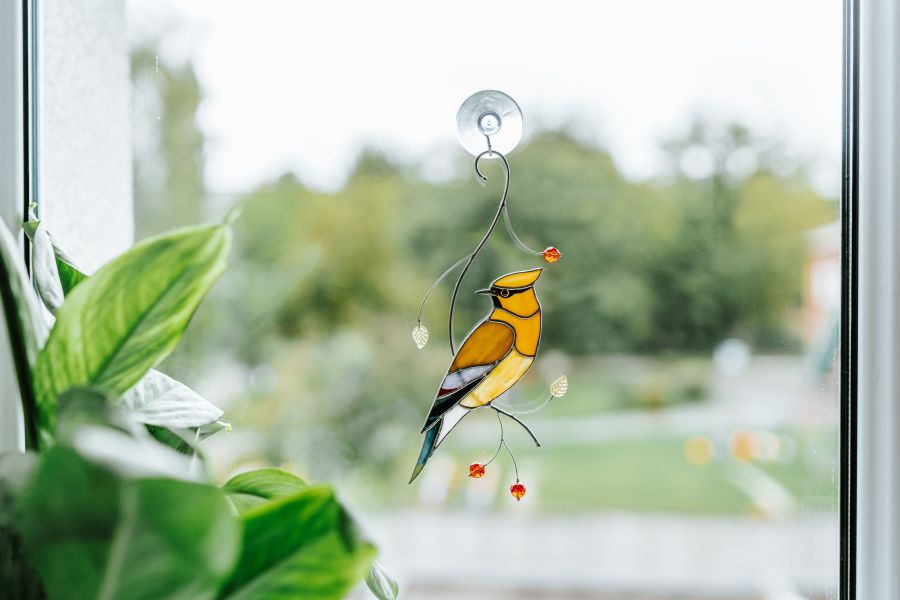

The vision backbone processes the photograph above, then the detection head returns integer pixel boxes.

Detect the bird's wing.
[421,319,515,432]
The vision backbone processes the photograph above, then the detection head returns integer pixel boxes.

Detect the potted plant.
[0,211,397,600]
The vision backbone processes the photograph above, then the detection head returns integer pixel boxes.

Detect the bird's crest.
[492,267,542,289]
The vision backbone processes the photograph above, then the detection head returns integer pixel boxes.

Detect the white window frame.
[854,0,900,597]
[0,0,34,454]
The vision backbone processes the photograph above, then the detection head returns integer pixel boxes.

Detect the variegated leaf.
[121,370,223,428]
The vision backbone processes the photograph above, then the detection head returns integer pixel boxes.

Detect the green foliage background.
[132,47,837,498]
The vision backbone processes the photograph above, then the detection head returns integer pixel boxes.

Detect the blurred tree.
[131,46,205,238]
[130,37,837,482]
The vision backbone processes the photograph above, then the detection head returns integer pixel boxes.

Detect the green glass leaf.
[365,561,399,600]
[19,447,240,600]
[223,468,309,514]
[411,323,428,349]
[550,374,569,398]
[32,223,231,433]
[219,486,376,600]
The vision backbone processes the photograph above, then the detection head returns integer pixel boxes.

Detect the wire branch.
[492,404,541,447]
[448,151,510,354]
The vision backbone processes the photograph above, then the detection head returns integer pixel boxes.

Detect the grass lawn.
[509,355,712,417]
[386,427,837,515]
[374,355,837,516]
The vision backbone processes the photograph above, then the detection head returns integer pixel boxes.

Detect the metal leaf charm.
[412,324,429,349]
[550,374,568,398]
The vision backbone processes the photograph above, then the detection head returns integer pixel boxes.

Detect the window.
[125,2,844,598]
[6,0,884,598]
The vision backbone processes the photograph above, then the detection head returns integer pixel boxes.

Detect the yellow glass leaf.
[412,324,429,349]
[550,374,568,398]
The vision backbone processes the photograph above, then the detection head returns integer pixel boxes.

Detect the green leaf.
[221,468,393,599]
[146,424,202,456]
[0,219,49,449]
[24,219,88,296]
[147,421,230,459]
[219,486,376,600]
[122,370,223,428]
[223,468,309,514]
[365,561,399,600]
[21,224,227,433]
[55,388,201,480]
[55,387,141,442]
[0,453,38,508]
[198,419,232,439]
[49,234,88,295]
[0,453,43,599]
[0,220,48,367]
[25,218,64,313]
[32,223,231,433]
[19,447,240,600]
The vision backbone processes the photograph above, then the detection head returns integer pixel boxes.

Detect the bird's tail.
[409,420,440,484]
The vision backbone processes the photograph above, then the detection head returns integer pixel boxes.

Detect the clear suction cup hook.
[456,90,523,158]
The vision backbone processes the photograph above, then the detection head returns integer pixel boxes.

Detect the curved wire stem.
[504,438,520,482]
[484,411,506,466]
[416,149,547,351]
[448,150,511,353]
[416,255,470,325]
[484,410,520,481]
[498,391,554,417]
[503,204,543,256]
[492,404,541,447]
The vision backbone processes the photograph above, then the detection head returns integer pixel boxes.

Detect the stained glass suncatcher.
[409,91,569,501]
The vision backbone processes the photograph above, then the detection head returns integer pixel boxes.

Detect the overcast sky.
[128,1,842,195]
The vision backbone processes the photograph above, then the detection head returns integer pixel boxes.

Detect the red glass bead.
[510,480,526,501]
[542,246,561,263]
[469,462,486,478]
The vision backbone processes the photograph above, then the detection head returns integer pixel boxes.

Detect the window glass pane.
[127,2,841,598]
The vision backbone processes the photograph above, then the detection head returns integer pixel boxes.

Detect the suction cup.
[456,90,523,158]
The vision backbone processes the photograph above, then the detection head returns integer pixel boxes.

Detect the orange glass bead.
[469,462,486,478]
[542,246,561,263]
[510,480,526,501]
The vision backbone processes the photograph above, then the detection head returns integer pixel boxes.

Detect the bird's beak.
[475,288,494,295]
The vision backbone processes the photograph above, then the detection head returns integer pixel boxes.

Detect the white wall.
[39,0,134,271]
[0,0,134,452]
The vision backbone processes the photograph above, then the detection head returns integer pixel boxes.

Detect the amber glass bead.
[510,480,526,501]
[542,246,561,263]
[469,462,486,478]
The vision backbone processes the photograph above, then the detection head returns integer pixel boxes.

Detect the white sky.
[127,0,843,195]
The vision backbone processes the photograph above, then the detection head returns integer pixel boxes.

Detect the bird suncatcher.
[409,90,569,501]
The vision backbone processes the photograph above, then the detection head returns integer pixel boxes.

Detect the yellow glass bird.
[410,267,543,483]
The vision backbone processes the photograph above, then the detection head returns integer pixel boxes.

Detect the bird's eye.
[499,289,511,298]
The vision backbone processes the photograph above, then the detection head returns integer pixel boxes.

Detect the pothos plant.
[0,210,398,600]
